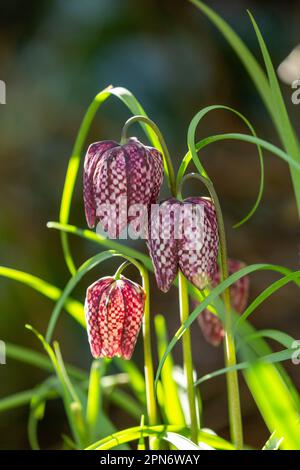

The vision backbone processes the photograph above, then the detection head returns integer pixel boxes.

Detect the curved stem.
[120,115,177,196]
[179,173,243,449]
[114,261,131,280]
[178,272,199,443]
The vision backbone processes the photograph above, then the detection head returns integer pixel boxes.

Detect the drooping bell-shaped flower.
[196,259,249,346]
[83,138,163,237]
[84,275,146,359]
[147,197,219,292]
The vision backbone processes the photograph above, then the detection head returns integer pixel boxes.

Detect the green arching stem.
[114,261,131,280]
[178,271,199,443]
[120,115,177,196]
[180,172,243,449]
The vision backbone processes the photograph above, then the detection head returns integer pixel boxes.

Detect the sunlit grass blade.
[245,329,296,350]
[190,0,300,217]
[262,431,284,450]
[28,377,58,450]
[194,347,296,385]
[45,250,115,342]
[163,432,203,450]
[154,315,186,425]
[0,266,84,326]
[85,424,234,450]
[176,104,264,227]
[59,85,163,275]
[0,389,35,412]
[247,11,300,214]
[47,221,152,271]
[113,358,146,405]
[86,360,104,442]
[154,263,299,388]
[189,1,272,114]
[27,325,87,447]
[244,363,300,449]
[236,270,300,330]
[6,342,86,380]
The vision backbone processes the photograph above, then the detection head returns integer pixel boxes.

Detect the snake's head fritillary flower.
[147,197,219,292]
[83,138,163,236]
[84,275,146,359]
[197,259,250,346]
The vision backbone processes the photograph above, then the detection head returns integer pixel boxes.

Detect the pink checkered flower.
[197,259,250,346]
[147,197,219,292]
[84,275,146,359]
[83,138,163,236]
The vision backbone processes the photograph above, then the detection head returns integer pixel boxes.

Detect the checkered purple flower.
[196,259,250,346]
[83,138,163,236]
[147,197,219,292]
[85,276,146,359]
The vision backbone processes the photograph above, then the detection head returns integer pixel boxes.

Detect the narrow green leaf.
[247,11,300,215]
[86,424,234,450]
[177,104,264,227]
[262,431,284,450]
[0,266,84,326]
[244,363,300,449]
[154,263,298,388]
[86,360,103,441]
[154,315,185,425]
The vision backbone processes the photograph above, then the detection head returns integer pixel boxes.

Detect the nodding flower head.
[84,275,146,360]
[197,259,250,346]
[147,197,219,292]
[83,138,163,236]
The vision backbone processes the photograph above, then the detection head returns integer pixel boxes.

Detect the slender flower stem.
[120,115,177,196]
[180,173,243,449]
[140,267,159,450]
[115,260,158,449]
[178,271,199,443]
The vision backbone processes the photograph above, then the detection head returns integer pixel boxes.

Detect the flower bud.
[147,197,219,292]
[84,275,146,359]
[83,138,163,236]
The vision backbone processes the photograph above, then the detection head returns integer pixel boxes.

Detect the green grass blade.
[195,347,296,385]
[245,329,296,350]
[154,315,186,425]
[86,360,103,441]
[113,358,146,405]
[189,1,272,114]
[85,424,234,450]
[0,389,35,412]
[45,251,116,342]
[177,104,264,227]
[247,11,300,215]
[236,270,300,329]
[6,342,86,380]
[0,266,84,326]
[244,363,300,449]
[262,431,284,450]
[154,263,298,389]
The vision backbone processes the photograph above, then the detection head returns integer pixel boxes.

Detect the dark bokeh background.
[0,0,300,449]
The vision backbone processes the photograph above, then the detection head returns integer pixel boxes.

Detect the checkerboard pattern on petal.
[84,276,146,359]
[83,138,164,237]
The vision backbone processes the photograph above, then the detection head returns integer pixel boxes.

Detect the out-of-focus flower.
[84,275,146,359]
[83,137,163,236]
[147,197,219,292]
[196,259,249,346]
[277,45,300,85]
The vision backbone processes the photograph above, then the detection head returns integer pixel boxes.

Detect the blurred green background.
[0,0,300,449]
